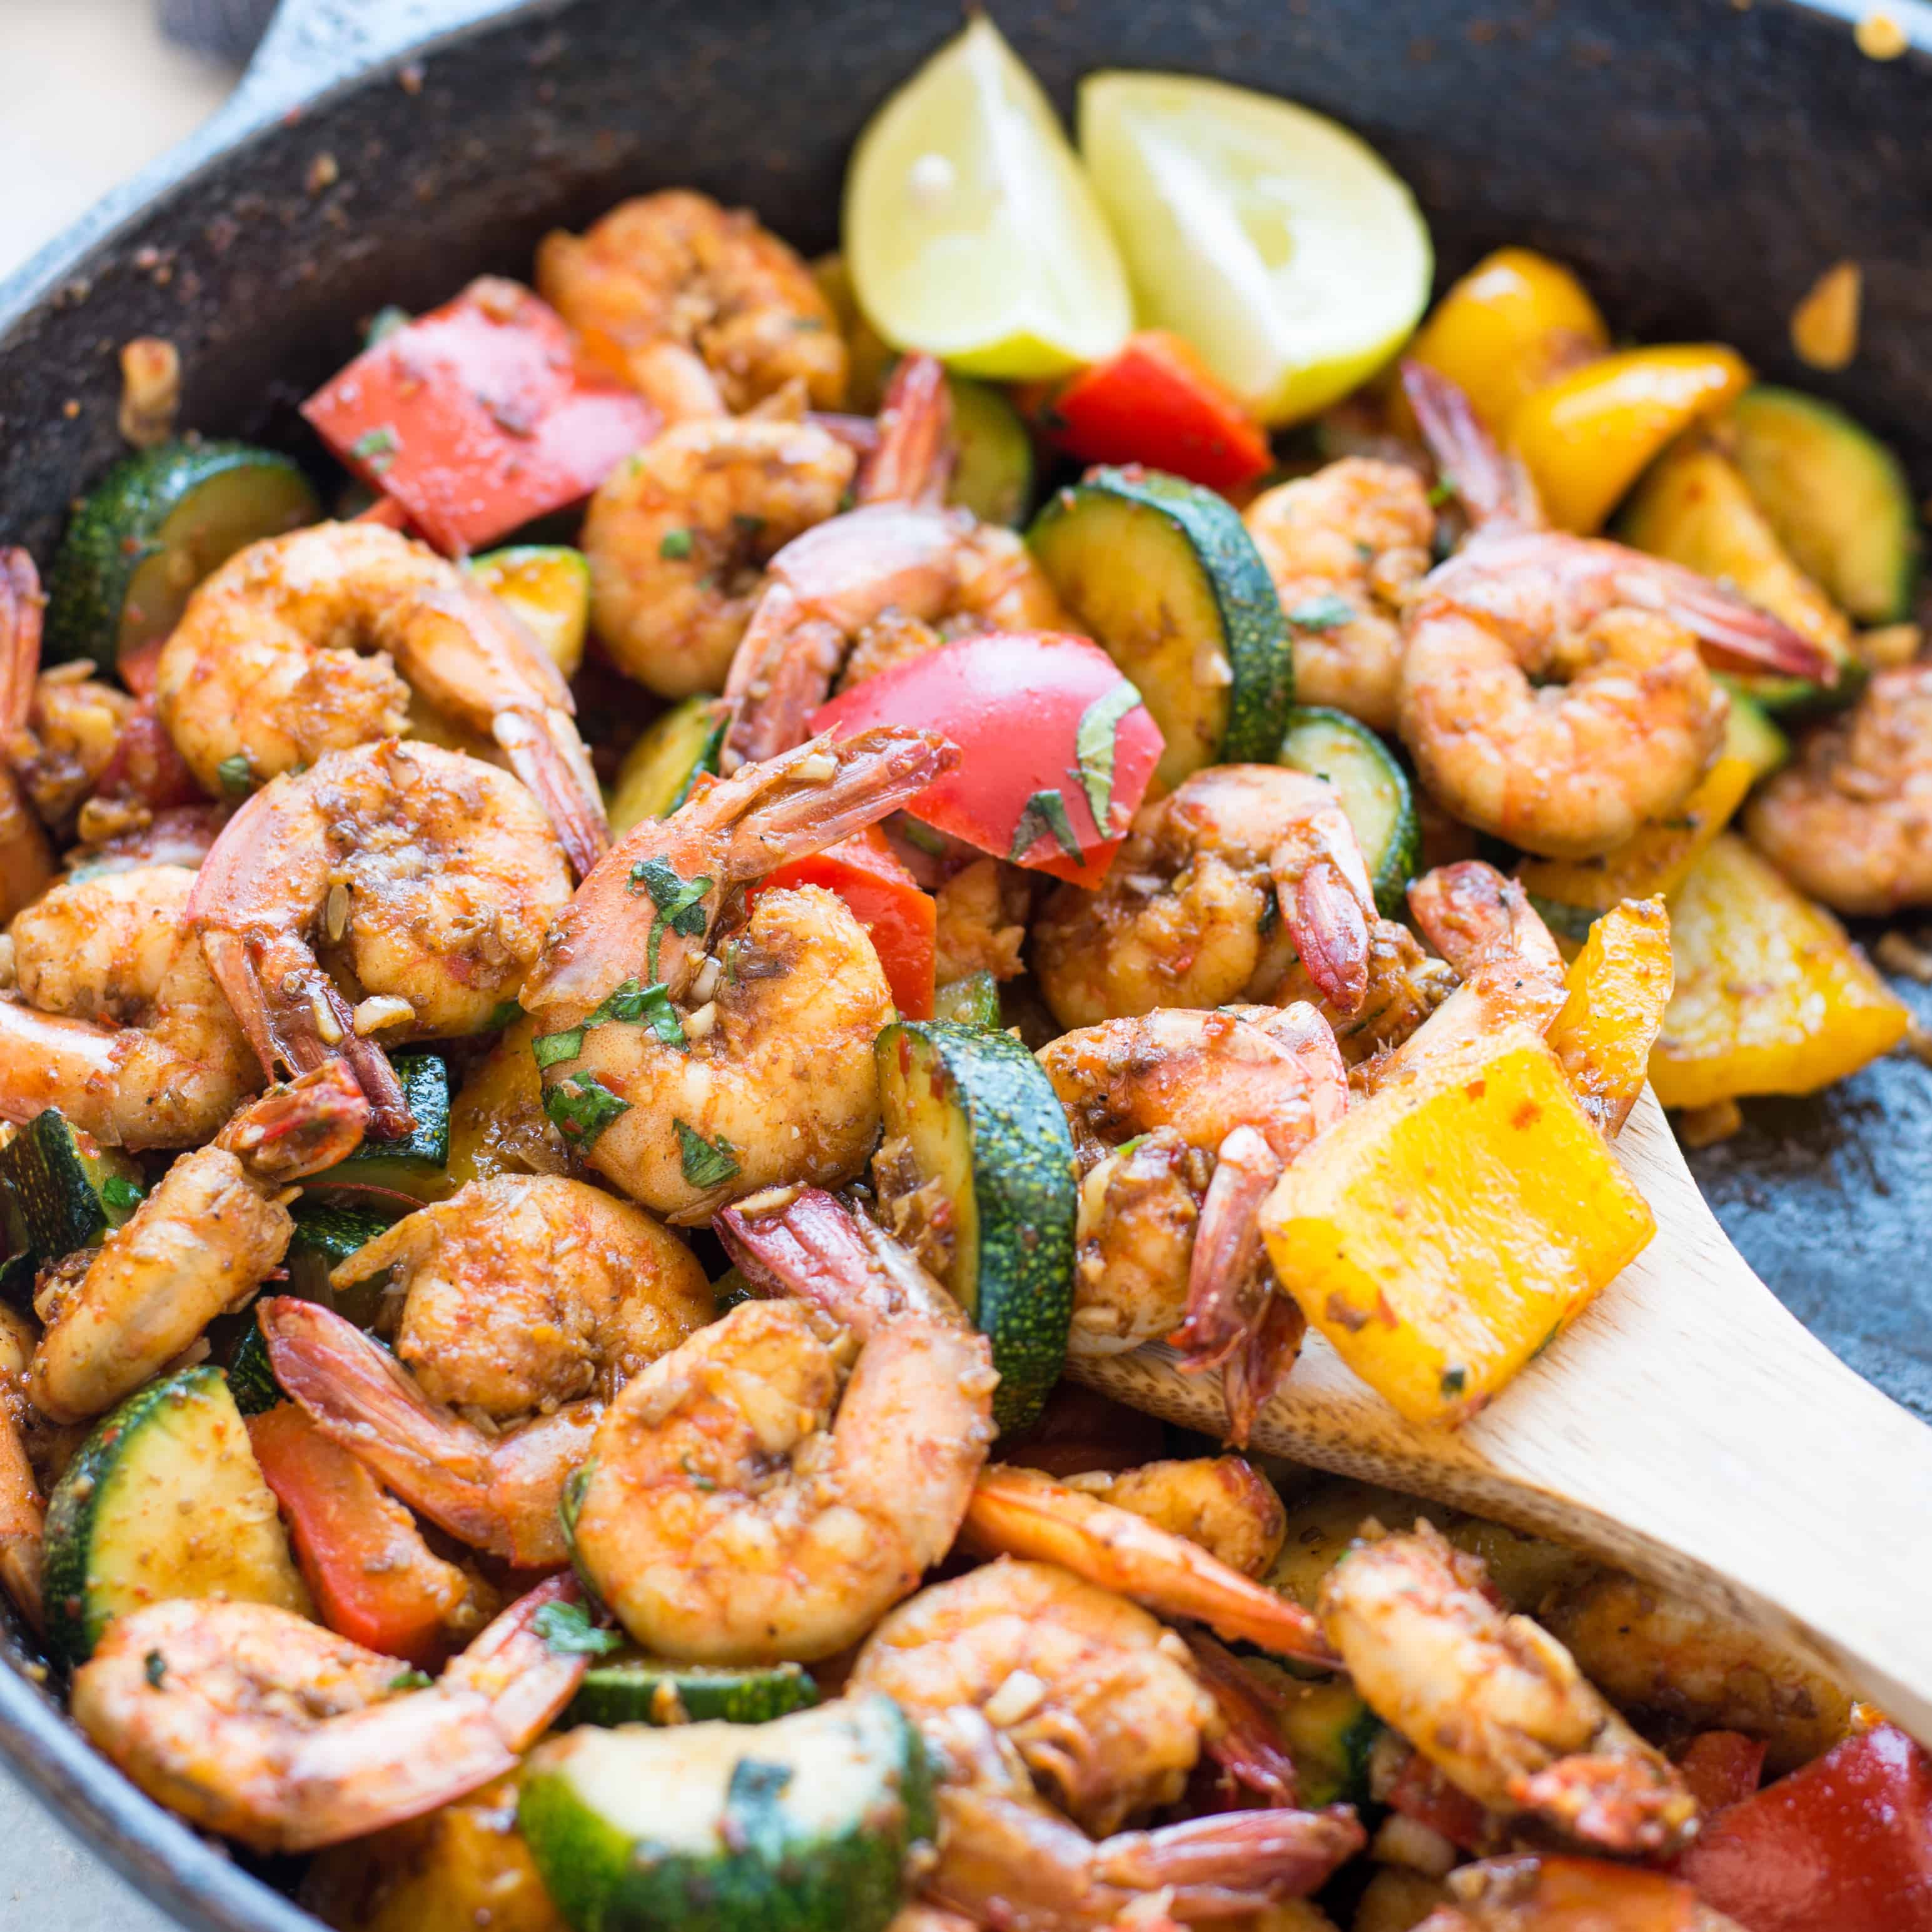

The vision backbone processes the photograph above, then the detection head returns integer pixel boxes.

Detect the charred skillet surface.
[0,2,1927,1929]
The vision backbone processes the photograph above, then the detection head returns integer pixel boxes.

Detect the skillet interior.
[0,2,1926,1925]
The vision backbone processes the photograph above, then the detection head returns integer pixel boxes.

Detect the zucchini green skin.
[0,1109,144,1261]
[1276,706,1419,918]
[44,440,320,669]
[931,970,1002,1029]
[946,376,1034,528]
[520,1692,933,1932]
[1273,1672,1383,1808]
[310,1053,450,1200]
[43,1365,308,1666]
[285,1199,398,1326]
[565,1656,821,1728]
[874,1021,1076,1434]
[607,696,729,837]
[224,1317,283,1418]
[1028,466,1292,791]
[1731,386,1921,625]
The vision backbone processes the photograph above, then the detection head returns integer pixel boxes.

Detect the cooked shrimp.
[1396,367,1831,861]
[188,740,572,1138]
[1268,913,1460,1075]
[721,365,1073,769]
[1743,663,1932,914]
[69,1575,587,1855]
[259,1180,711,1564]
[0,552,56,923]
[1243,459,1435,732]
[26,1063,367,1425]
[933,856,1030,984]
[1403,861,1567,1056]
[1428,1854,1746,1932]
[263,1298,597,1570]
[333,1175,714,1422]
[1034,766,1380,1029]
[964,1464,1336,1665]
[0,1307,44,1629]
[570,1186,996,1663]
[154,523,607,875]
[581,415,856,697]
[519,726,956,1221]
[1062,1457,1288,1580]
[8,664,136,829]
[536,188,846,420]
[856,1566,1359,1930]
[1319,1523,1697,1855]
[0,863,259,1146]
[1038,1004,1346,1435]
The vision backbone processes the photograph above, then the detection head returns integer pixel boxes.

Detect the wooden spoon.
[1070,1086,1932,1739]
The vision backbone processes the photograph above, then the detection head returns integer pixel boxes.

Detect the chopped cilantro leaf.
[1008,787,1083,865]
[216,753,255,799]
[534,1599,621,1657]
[144,1650,166,1689]
[544,1075,631,1149]
[101,1175,144,1215]
[387,1669,433,1692]
[349,424,400,473]
[659,527,694,560]
[675,1119,739,1189]
[1286,593,1356,631]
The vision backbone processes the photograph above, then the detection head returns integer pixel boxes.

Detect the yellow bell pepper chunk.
[1649,832,1909,1109]
[1618,438,1853,665]
[466,545,592,679]
[1516,694,1785,923]
[1404,245,1609,433]
[1545,899,1674,1135]
[1260,1023,1656,1426]
[1507,345,1752,534]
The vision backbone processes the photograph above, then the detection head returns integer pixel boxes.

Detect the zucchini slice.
[1617,438,1864,714]
[946,375,1034,529]
[607,697,728,838]
[1731,387,1921,625]
[931,969,1002,1030]
[1029,466,1292,789]
[872,1020,1076,1434]
[467,545,592,679]
[519,1693,933,1932]
[309,1052,452,1202]
[224,1316,283,1419]
[44,440,320,674]
[1265,1666,1383,1808]
[1276,706,1419,918]
[565,1655,821,1729]
[0,1109,144,1262]
[286,1199,398,1328]
[43,1365,310,1665]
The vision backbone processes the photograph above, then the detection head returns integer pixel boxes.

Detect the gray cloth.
[156,0,277,59]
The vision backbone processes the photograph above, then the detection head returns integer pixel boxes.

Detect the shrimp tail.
[491,708,611,879]
[215,1062,369,1180]
[1407,862,1565,1033]
[1185,1631,1301,1808]
[721,585,847,770]
[1400,361,1543,535]
[439,1572,590,1751]
[1280,854,1373,1017]
[1170,1126,1295,1447]
[963,1464,1338,1667]
[857,352,954,508]
[1092,1804,1368,1911]
[1626,557,1839,684]
[0,549,45,738]
[0,1417,44,1633]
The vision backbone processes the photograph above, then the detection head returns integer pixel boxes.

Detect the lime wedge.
[1079,72,1432,425]
[844,17,1131,380]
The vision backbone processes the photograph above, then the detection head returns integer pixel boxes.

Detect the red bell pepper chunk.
[351,493,416,534]
[811,630,1163,889]
[1041,330,1273,492]
[749,824,936,1020]
[1677,1731,1767,1818]
[302,276,658,555]
[1672,1721,1932,1931]
[247,1402,473,1669]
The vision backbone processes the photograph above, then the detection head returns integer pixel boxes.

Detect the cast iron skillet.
[0,1,1928,1924]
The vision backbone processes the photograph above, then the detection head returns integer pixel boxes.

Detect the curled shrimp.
[1396,365,1831,861]
[188,740,573,1138]
[520,726,956,1221]
[721,360,1073,770]
[0,863,259,1146]
[570,1186,995,1663]
[1243,458,1435,732]
[0,552,58,924]
[0,1307,44,1629]
[1403,861,1568,1052]
[1061,1456,1288,1581]
[69,1575,586,1855]
[27,1062,367,1424]
[1034,766,1380,1031]
[582,415,856,697]
[537,188,846,421]
[1038,1004,1347,1438]
[1319,1522,1697,1856]
[1743,662,1932,914]
[853,1562,1361,1931]
[258,1177,714,1565]
[154,523,607,876]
